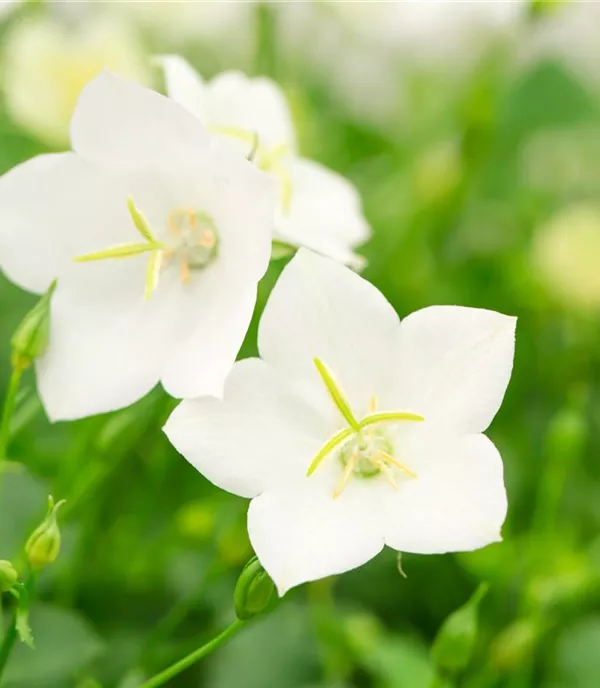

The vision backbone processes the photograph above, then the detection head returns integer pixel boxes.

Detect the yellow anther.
[332,451,358,499]
[378,451,418,479]
[198,230,216,248]
[369,395,378,412]
[180,260,191,285]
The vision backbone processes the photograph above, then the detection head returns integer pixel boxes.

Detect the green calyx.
[0,559,18,592]
[11,280,57,370]
[234,556,276,620]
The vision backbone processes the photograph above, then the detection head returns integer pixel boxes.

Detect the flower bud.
[234,556,276,620]
[0,559,18,592]
[431,583,489,677]
[25,495,65,570]
[11,280,56,370]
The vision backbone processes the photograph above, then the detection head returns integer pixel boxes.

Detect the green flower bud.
[11,280,56,370]
[431,583,489,677]
[491,618,542,671]
[25,495,65,570]
[234,556,276,620]
[0,559,18,592]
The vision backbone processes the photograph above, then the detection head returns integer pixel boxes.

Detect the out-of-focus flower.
[0,559,18,591]
[1,14,150,146]
[165,249,514,595]
[0,0,19,18]
[160,57,371,267]
[531,203,600,311]
[0,72,276,420]
[521,0,600,92]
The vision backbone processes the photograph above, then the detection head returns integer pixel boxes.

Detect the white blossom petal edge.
[0,71,276,420]
[164,249,515,595]
[159,55,370,267]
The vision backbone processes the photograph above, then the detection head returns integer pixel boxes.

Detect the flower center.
[308,359,423,499]
[210,125,293,214]
[74,198,219,299]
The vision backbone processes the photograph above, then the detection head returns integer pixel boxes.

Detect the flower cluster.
[0,66,516,595]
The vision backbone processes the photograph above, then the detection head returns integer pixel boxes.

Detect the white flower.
[165,249,515,595]
[159,56,370,267]
[1,14,150,146]
[0,72,276,421]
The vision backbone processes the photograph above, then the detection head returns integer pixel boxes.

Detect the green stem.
[139,619,247,688]
[255,1,277,78]
[0,364,24,460]
[0,574,36,683]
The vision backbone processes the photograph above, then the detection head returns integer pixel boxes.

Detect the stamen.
[332,451,358,499]
[378,451,418,479]
[373,459,399,490]
[180,260,191,285]
[369,395,378,412]
[313,358,359,430]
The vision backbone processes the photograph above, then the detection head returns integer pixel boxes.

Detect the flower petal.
[71,71,210,169]
[161,273,258,399]
[0,153,140,294]
[248,477,385,595]
[393,306,516,433]
[164,358,328,498]
[159,54,207,119]
[259,249,400,417]
[36,261,183,421]
[205,70,296,152]
[383,433,507,555]
[278,158,370,263]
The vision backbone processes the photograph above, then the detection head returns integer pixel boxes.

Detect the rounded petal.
[163,358,329,498]
[71,71,210,169]
[278,158,371,263]
[393,306,516,433]
[383,433,507,555]
[36,261,183,421]
[248,478,385,595]
[205,70,296,152]
[159,54,207,119]
[259,249,400,417]
[161,274,258,399]
[0,153,141,294]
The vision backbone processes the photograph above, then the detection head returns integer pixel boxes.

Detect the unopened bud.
[431,583,489,676]
[234,556,276,620]
[0,559,18,591]
[11,280,56,369]
[25,495,65,569]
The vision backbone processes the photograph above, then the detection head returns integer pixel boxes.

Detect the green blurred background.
[1,1,600,686]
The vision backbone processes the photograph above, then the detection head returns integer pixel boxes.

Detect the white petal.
[37,262,183,421]
[164,358,328,498]
[71,71,210,169]
[278,158,371,263]
[248,477,385,595]
[205,70,296,152]
[259,249,400,417]
[161,273,258,399]
[0,153,140,294]
[383,433,507,555]
[159,54,207,119]
[393,306,516,433]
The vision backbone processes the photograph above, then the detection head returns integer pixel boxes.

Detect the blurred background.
[1,1,600,686]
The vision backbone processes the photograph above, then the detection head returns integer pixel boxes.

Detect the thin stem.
[0,574,36,683]
[0,364,24,460]
[140,619,246,688]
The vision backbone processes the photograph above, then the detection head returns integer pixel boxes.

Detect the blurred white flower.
[165,249,514,595]
[0,72,276,420]
[0,0,19,18]
[521,1,600,91]
[1,14,150,146]
[532,203,600,311]
[160,56,371,267]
